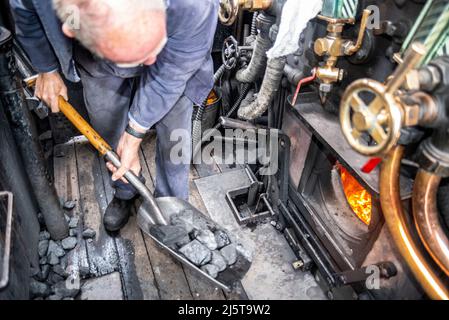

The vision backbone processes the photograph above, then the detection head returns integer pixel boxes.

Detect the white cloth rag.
[267,0,323,59]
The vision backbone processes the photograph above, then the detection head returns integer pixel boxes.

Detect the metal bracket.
[0,191,14,290]
[335,261,397,286]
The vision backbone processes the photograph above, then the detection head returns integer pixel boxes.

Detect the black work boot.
[103,197,134,232]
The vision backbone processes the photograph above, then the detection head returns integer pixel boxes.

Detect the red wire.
[292,68,317,107]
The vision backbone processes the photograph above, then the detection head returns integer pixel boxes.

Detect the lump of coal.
[47,271,64,285]
[217,244,253,284]
[39,257,48,265]
[38,240,49,258]
[39,231,50,241]
[68,216,79,229]
[48,252,60,266]
[69,229,78,237]
[53,281,80,299]
[63,200,76,210]
[214,230,231,249]
[40,265,51,281]
[179,240,212,266]
[34,264,51,282]
[47,294,63,300]
[210,251,227,272]
[150,225,189,248]
[236,244,253,263]
[170,210,195,233]
[220,244,237,265]
[48,240,65,258]
[30,280,50,299]
[52,265,68,278]
[170,209,210,233]
[195,229,218,251]
[61,237,77,250]
[82,228,96,239]
[201,264,219,279]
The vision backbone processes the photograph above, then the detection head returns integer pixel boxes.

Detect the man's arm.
[110,0,218,182]
[128,32,213,131]
[10,0,59,73]
[9,0,68,112]
[128,0,218,130]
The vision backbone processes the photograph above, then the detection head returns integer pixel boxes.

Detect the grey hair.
[53,0,166,57]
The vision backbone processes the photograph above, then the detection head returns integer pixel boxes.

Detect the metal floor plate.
[194,169,326,300]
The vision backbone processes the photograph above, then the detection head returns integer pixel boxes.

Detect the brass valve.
[340,43,434,156]
[219,0,272,26]
[313,9,371,103]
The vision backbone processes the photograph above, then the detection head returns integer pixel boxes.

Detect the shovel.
[55,96,251,291]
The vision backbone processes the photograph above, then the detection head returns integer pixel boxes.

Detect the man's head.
[53,0,167,66]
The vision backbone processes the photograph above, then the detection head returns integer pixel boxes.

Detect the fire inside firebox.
[337,164,372,226]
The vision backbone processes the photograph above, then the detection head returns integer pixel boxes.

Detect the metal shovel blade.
[137,197,251,292]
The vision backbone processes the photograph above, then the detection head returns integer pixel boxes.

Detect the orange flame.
[338,164,372,225]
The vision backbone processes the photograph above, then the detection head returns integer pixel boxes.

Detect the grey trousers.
[75,51,193,201]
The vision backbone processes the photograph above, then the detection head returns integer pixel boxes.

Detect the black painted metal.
[0,27,68,240]
[280,199,338,287]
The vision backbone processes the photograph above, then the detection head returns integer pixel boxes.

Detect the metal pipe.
[386,43,426,94]
[380,146,449,300]
[0,27,68,240]
[413,170,449,277]
[219,116,259,130]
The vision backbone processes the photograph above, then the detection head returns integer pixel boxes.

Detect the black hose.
[192,64,227,156]
[192,83,251,159]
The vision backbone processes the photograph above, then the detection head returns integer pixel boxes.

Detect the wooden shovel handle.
[58,96,112,156]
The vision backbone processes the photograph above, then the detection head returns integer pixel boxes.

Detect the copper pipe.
[413,170,449,277]
[380,146,449,300]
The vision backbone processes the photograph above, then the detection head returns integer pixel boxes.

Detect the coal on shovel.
[55,96,252,291]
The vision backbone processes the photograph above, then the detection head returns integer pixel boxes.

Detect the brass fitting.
[241,0,272,10]
[340,43,437,156]
[313,9,371,101]
[219,0,272,26]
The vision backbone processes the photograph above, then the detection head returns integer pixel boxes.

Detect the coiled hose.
[251,12,259,36]
[191,64,227,155]
[192,83,251,158]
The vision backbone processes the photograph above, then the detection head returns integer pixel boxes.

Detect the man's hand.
[106,128,144,183]
[35,71,68,113]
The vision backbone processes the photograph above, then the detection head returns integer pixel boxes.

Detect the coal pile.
[150,209,253,283]
[30,212,96,300]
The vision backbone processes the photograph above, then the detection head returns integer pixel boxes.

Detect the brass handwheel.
[340,42,427,156]
[340,79,403,156]
[219,0,240,26]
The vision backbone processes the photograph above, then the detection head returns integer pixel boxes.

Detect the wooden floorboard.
[53,140,90,275]
[120,214,160,300]
[75,141,119,277]
[98,152,161,300]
